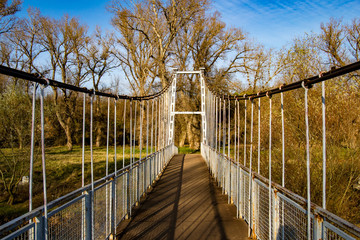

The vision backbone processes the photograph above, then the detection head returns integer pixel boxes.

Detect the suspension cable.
[139,101,143,161]
[228,98,231,158]
[243,97,247,167]
[258,98,261,174]
[133,101,137,165]
[248,98,254,237]
[215,97,217,151]
[237,99,240,165]
[114,98,117,175]
[122,99,127,216]
[0,65,174,101]
[106,98,110,177]
[129,100,132,216]
[40,83,48,239]
[268,93,272,240]
[82,93,86,188]
[146,101,149,158]
[90,91,95,238]
[222,98,226,157]
[302,82,311,240]
[202,60,360,100]
[122,99,127,170]
[234,100,237,163]
[29,83,36,213]
[151,99,154,154]
[322,81,326,209]
[281,91,285,187]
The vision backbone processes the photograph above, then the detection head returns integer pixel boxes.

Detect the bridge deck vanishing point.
[116,154,249,240]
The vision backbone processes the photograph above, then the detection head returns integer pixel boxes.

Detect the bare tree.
[86,27,118,146]
[109,0,209,91]
[0,0,21,35]
[39,14,89,150]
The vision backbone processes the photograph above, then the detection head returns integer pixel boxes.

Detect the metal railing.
[201,143,360,240]
[0,144,178,240]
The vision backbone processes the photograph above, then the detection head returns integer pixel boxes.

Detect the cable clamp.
[319,71,326,78]
[266,91,272,99]
[301,81,308,90]
[41,78,50,89]
[89,89,96,96]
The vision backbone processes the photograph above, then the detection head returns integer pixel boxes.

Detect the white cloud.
[213,0,360,49]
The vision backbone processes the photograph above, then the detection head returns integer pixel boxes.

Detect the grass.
[177,146,200,154]
[0,144,198,225]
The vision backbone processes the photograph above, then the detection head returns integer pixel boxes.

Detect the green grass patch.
[177,146,200,154]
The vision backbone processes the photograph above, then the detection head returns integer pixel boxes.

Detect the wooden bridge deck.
[116,154,249,240]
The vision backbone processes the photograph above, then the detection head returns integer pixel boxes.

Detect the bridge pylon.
[167,68,207,145]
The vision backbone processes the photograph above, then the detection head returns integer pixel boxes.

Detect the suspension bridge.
[0,62,360,240]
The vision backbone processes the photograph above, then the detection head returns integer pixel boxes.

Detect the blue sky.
[19,0,360,49]
[213,0,360,49]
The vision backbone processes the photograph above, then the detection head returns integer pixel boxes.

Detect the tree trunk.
[186,119,195,149]
[53,90,74,151]
[95,96,102,147]
[7,193,14,205]
[65,124,73,151]
[179,129,186,147]
[14,127,23,149]
[96,123,102,147]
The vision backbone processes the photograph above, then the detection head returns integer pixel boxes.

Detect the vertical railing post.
[314,214,324,240]
[111,179,116,238]
[35,216,44,240]
[126,170,130,219]
[251,177,257,238]
[271,189,279,240]
[85,191,92,240]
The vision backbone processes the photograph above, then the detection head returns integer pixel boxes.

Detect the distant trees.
[110,0,254,148]
[0,8,120,150]
[0,83,32,205]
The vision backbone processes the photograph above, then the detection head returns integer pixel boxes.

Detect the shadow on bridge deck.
[116,154,249,240]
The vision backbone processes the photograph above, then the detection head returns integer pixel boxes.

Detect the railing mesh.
[48,197,83,240]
